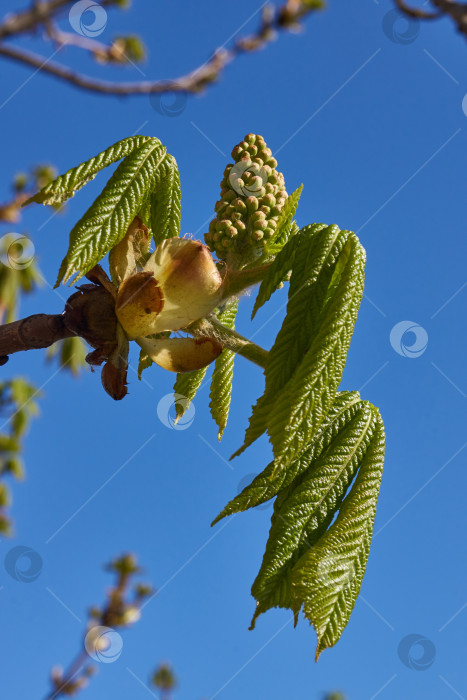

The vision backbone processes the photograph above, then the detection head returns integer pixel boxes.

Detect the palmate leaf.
[291,407,385,659]
[249,400,377,629]
[232,225,365,467]
[25,136,153,206]
[150,154,182,244]
[212,391,362,525]
[209,301,239,440]
[251,223,327,319]
[267,232,365,474]
[56,138,168,285]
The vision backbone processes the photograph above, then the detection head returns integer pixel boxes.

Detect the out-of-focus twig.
[0,1,324,96]
[394,0,467,38]
[43,553,153,700]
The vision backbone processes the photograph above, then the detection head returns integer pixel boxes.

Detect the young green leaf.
[249,401,376,629]
[56,139,167,285]
[25,136,153,206]
[150,154,182,244]
[264,184,303,256]
[267,232,366,474]
[212,391,362,525]
[232,224,365,463]
[291,407,385,659]
[251,223,327,319]
[209,301,239,440]
[172,367,208,424]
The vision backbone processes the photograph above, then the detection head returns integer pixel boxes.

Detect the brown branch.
[394,0,467,38]
[0,0,118,40]
[431,0,467,35]
[393,0,441,19]
[0,313,74,360]
[45,22,114,55]
[0,272,118,363]
[0,42,230,95]
[0,1,323,96]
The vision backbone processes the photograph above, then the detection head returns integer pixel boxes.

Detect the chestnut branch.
[0,313,73,362]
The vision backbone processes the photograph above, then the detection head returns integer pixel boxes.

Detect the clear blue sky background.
[0,1,466,699]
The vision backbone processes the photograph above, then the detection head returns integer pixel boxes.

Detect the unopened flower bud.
[205,134,288,260]
[116,238,224,338]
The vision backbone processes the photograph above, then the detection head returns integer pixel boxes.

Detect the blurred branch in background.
[394,0,467,37]
[0,378,40,534]
[0,1,324,96]
[0,166,89,369]
[0,169,89,534]
[0,166,59,225]
[44,554,153,699]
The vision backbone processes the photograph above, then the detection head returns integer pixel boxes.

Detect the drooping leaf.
[56,139,167,285]
[150,154,182,244]
[291,407,385,659]
[212,391,362,525]
[209,300,239,440]
[252,223,327,319]
[267,232,365,474]
[232,225,365,472]
[249,401,376,629]
[25,136,153,206]
[172,367,208,424]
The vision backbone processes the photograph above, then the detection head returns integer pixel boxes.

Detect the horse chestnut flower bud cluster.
[205,134,288,260]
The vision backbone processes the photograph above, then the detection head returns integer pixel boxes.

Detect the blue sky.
[0,1,466,698]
